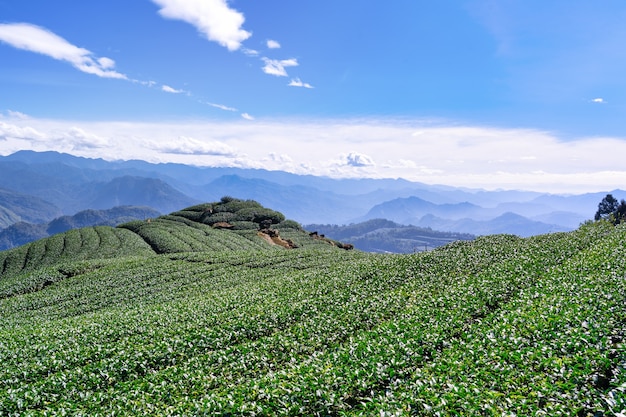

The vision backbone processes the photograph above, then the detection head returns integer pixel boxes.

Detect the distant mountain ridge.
[1,150,623,239]
[0,187,62,229]
[305,218,475,253]
[362,196,577,236]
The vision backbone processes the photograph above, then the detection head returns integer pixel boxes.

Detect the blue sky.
[1,0,626,193]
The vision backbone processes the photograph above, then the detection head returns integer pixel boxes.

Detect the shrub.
[203,212,237,225]
[231,221,259,230]
[118,220,144,233]
[276,220,303,231]
[235,208,285,225]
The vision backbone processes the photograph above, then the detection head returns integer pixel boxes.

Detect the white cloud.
[151,135,236,156]
[3,116,626,193]
[288,78,314,89]
[344,152,375,167]
[261,57,298,77]
[267,39,281,49]
[0,23,127,79]
[592,98,606,103]
[207,102,237,112]
[241,113,255,120]
[58,127,108,149]
[152,0,251,51]
[0,121,46,141]
[162,85,185,94]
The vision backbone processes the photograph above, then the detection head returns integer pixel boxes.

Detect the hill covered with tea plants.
[0,198,624,416]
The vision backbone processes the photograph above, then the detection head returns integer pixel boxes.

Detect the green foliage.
[595,193,626,225]
[203,211,236,225]
[0,221,624,415]
[230,221,259,230]
[596,194,619,220]
[0,206,161,251]
[236,207,285,225]
[275,219,303,231]
[0,226,155,278]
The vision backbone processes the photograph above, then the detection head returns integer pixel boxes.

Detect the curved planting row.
[0,227,154,280]
[1,223,623,415]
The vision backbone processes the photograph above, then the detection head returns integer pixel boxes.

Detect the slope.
[0,217,624,415]
[0,198,343,286]
[0,187,62,228]
[305,218,475,253]
[0,206,161,251]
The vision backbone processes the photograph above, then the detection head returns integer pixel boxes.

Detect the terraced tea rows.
[0,226,154,278]
[0,219,624,415]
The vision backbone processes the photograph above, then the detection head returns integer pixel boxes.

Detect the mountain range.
[1,150,622,245]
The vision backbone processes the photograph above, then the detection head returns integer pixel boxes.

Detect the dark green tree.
[595,194,619,221]
[614,200,626,224]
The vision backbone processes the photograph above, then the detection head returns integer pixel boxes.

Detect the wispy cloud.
[592,98,606,104]
[162,85,186,94]
[261,58,298,77]
[151,0,251,51]
[5,110,30,120]
[241,113,255,120]
[267,39,281,49]
[0,23,127,79]
[207,102,237,112]
[289,78,314,89]
[242,48,259,56]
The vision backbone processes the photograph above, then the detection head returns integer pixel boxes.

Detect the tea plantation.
[0,198,624,416]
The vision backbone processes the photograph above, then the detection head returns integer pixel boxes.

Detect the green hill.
[0,206,161,251]
[0,198,624,416]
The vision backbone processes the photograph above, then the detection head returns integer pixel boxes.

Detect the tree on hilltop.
[614,200,626,224]
[595,193,626,225]
[595,194,619,221]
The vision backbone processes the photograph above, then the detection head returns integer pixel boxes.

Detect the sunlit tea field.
[0,200,624,416]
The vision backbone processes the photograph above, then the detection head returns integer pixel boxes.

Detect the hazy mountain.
[0,150,617,236]
[416,212,570,237]
[363,196,488,223]
[531,211,588,229]
[304,218,475,253]
[86,176,200,214]
[0,222,48,250]
[0,187,62,228]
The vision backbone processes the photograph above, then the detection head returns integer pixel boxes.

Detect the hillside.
[0,206,161,251]
[0,200,625,415]
[0,198,345,281]
[0,187,62,229]
[306,218,475,253]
